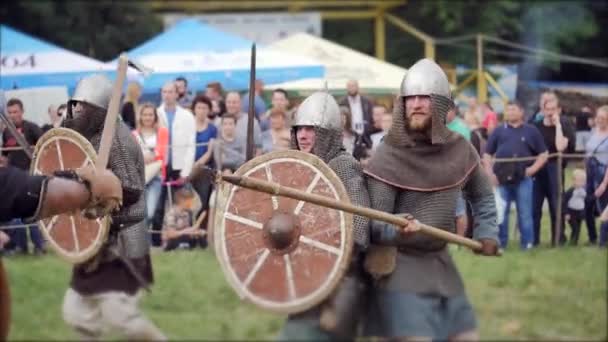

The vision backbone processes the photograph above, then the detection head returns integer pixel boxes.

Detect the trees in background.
[0,1,162,61]
[324,0,607,81]
[1,1,606,81]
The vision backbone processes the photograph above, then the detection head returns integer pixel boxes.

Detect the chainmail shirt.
[367,165,497,296]
[65,108,152,295]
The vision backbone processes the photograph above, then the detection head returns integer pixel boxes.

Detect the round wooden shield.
[214,150,354,314]
[30,128,110,264]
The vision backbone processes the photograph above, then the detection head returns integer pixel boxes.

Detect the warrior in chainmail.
[60,74,166,341]
[278,91,371,340]
[362,59,499,340]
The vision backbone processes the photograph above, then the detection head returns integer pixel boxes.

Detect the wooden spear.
[96,54,128,170]
[222,174,483,251]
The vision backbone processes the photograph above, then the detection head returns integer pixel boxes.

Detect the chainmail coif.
[384,94,453,147]
[290,127,370,248]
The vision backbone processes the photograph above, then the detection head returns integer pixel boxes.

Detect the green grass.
[4,212,607,340]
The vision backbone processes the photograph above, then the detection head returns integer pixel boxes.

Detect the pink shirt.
[482,111,498,130]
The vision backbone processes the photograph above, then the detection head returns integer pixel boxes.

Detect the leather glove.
[55,165,122,218]
[76,165,122,219]
[475,238,499,256]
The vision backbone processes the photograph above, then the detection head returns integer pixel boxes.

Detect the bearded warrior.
[363,59,499,340]
[61,74,165,341]
[278,91,371,340]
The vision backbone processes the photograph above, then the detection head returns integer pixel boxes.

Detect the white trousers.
[62,288,166,341]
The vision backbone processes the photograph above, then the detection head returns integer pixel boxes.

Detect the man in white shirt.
[339,79,374,140]
[152,81,196,246]
[224,91,262,157]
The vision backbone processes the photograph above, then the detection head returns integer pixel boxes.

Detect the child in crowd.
[162,187,203,251]
[563,169,587,245]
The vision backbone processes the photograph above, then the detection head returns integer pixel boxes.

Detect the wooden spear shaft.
[222,175,483,251]
[246,44,256,161]
[96,54,129,171]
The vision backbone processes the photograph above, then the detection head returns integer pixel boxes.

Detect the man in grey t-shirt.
[224,91,262,157]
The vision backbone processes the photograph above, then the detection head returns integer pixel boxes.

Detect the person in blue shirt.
[483,100,548,250]
[190,95,218,247]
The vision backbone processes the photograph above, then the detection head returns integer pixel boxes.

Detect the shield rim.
[214,150,354,314]
[30,127,110,264]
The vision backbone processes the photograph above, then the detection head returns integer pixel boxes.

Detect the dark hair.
[339,105,354,134]
[506,100,524,110]
[175,76,188,86]
[175,186,195,204]
[542,97,560,109]
[121,102,137,129]
[191,95,213,114]
[222,112,237,124]
[273,88,289,99]
[206,81,223,94]
[6,98,23,111]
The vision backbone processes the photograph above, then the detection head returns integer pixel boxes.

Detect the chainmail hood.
[290,126,344,164]
[366,94,479,191]
[62,103,106,140]
[290,91,345,163]
[384,94,453,147]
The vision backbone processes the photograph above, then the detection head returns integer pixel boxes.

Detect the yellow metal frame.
[149,0,442,61]
[150,1,406,12]
[153,1,521,98]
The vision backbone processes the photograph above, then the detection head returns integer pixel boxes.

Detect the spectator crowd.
[1,75,607,255]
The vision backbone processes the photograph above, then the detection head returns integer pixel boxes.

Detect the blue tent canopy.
[1,25,112,91]
[117,19,324,93]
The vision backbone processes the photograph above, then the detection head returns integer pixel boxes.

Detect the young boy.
[213,114,246,172]
[564,169,587,245]
[162,187,203,251]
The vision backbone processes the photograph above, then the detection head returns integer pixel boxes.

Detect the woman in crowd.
[261,108,290,153]
[132,103,169,230]
[190,95,218,244]
[340,105,371,160]
[585,105,608,247]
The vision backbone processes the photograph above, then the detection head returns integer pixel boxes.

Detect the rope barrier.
[0,223,200,235]
[491,151,595,163]
[0,140,211,152]
[4,143,607,161]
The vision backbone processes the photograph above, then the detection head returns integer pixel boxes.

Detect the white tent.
[111,19,324,93]
[267,33,407,94]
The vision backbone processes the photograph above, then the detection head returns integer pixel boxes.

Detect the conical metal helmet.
[70,74,113,110]
[400,58,451,99]
[293,91,341,130]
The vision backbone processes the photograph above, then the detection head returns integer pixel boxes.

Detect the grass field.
[4,215,607,340]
